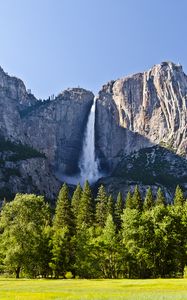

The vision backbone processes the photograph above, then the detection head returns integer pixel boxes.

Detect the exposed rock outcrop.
[0,66,37,142]
[0,66,37,108]
[96,62,187,171]
[1,61,187,200]
[0,67,94,199]
[0,157,60,200]
[23,88,94,174]
[97,146,187,200]
[0,137,60,200]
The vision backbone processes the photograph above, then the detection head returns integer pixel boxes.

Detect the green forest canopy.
[0,183,187,279]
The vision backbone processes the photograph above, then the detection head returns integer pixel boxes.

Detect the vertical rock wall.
[96,62,187,171]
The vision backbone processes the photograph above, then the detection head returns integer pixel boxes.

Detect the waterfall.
[58,96,101,186]
[79,97,100,184]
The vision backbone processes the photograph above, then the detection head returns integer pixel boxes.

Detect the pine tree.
[155,187,166,206]
[95,185,108,227]
[107,194,114,217]
[53,183,72,230]
[102,214,116,244]
[50,227,70,278]
[143,187,154,210]
[121,207,142,278]
[77,180,94,228]
[174,185,185,206]
[52,184,74,278]
[114,192,124,230]
[71,183,82,222]
[132,186,143,211]
[99,214,124,278]
[125,190,133,209]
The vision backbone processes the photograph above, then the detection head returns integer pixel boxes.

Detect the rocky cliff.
[96,62,187,171]
[0,61,187,200]
[0,66,94,199]
[0,66,37,142]
[0,136,60,200]
[97,145,187,199]
[23,88,94,174]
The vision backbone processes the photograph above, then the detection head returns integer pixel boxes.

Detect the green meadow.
[0,278,187,300]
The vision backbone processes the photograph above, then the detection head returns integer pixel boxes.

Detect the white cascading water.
[79,97,100,184]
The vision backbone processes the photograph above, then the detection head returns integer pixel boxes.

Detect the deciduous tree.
[0,194,50,278]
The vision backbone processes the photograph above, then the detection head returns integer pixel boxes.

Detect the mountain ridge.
[0,61,187,200]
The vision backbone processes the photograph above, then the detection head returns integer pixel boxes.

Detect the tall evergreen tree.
[132,186,143,211]
[143,187,154,210]
[71,183,82,222]
[121,207,142,278]
[107,194,114,217]
[102,214,116,244]
[74,224,99,278]
[95,185,108,228]
[114,192,124,230]
[125,190,133,209]
[155,187,166,206]
[174,185,185,206]
[50,227,71,278]
[53,183,73,231]
[77,181,94,228]
[100,214,118,278]
[52,184,74,277]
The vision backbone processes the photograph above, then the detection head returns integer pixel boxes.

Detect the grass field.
[0,278,187,300]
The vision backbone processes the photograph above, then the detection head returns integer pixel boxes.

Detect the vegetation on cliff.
[0,136,45,162]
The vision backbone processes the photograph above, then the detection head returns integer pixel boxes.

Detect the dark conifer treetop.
[53,183,73,230]
[76,180,94,228]
[95,185,108,228]
[174,185,185,206]
[71,183,82,224]
[155,187,166,206]
[107,194,114,217]
[144,187,154,210]
[132,185,143,211]
[114,192,124,230]
[125,190,133,209]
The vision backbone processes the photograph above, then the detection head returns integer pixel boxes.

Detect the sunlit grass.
[0,278,187,300]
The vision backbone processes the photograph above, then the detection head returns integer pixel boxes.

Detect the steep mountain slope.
[96,62,187,171]
[97,146,187,199]
[0,136,60,200]
[22,88,94,174]
[0,66,37,142]
[95,61,187,198]
[0,67,93,199]
[0,61,187,200]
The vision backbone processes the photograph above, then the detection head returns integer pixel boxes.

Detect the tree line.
[0,182,187,279]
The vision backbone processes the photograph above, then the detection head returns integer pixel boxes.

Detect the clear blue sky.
[0,0,186,99]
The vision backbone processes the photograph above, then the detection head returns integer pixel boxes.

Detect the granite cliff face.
[0,66,93,199]
[0,66,37,108]
[0,136,60,200]
[0,156,60,200]
[97,145,187,200]
[0,62,187,200]
[96,62,187,171]
[22,88,94,174]
[0,67,37,142]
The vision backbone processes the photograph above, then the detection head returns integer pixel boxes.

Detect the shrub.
[65,271,73,279]
[183,266,187,278]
